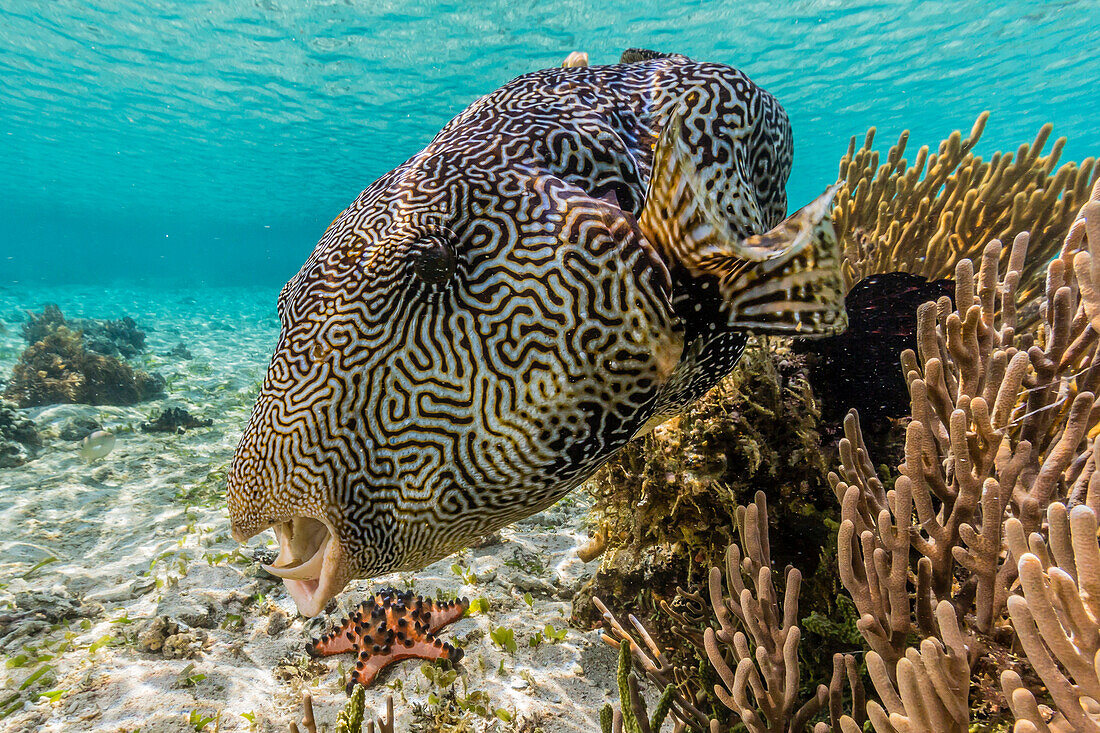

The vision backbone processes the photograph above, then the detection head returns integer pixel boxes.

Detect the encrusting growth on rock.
[21,303,148,358]
[0,399,40,468]
[306,588,467,692]
[577,340,834,626]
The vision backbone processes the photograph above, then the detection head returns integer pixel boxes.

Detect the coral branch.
[834,113,1098,307]
[597,491,826,732]
[1003,502,1100,733]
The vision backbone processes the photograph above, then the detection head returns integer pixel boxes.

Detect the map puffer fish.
[228,49,848,616]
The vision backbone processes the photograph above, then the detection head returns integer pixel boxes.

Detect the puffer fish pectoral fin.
[638,90,847,337]
[714,185,847,336]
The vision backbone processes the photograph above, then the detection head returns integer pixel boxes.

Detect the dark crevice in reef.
[794,271,955,442]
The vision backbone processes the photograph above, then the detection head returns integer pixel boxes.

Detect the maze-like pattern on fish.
[228,53,792,579]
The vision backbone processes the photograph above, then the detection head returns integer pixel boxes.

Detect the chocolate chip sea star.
[305,588,467,691]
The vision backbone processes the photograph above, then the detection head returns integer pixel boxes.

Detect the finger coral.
[595,492,831,732]
[590,125,1100,733]
[832,178,1100,730]
[834,113,1098,304]
[1002,500,1100,733]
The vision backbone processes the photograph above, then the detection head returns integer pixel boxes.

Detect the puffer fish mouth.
[260,516,344,617]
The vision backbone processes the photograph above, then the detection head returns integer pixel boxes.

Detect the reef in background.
[21,303,147,358]
[3,324,164,407]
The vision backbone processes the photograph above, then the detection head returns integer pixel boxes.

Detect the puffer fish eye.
[410,235,456,285]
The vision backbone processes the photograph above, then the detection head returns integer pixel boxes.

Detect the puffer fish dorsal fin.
[620,48,676,63]
[639,89,847,337]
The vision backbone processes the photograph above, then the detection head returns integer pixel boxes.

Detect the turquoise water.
[1,0,1098,285]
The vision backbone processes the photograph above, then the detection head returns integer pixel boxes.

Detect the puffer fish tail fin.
[639,92,847,337]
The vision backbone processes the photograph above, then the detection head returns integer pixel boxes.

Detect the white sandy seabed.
[0,285,619,733]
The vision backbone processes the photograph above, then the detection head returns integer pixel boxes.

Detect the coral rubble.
[141,406,214,433]
[306,589,467,691]
[3,325,164,407]
[0,399,40,467]
[135,615,210,659]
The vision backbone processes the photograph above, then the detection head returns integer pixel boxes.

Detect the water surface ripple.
[1,0,1097,283]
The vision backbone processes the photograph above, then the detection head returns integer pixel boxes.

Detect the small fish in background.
[79,430,116,462]
[228,49,847,616]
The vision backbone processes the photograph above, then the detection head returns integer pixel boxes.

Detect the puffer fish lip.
[282,537,346,617]
[261,531,330,580]
[261,515,348,617]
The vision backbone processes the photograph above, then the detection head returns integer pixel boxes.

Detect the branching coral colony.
[596,491,865,733]
[581,116,1100,622]
[595,175,1100,729]
[834,113,1097,303]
